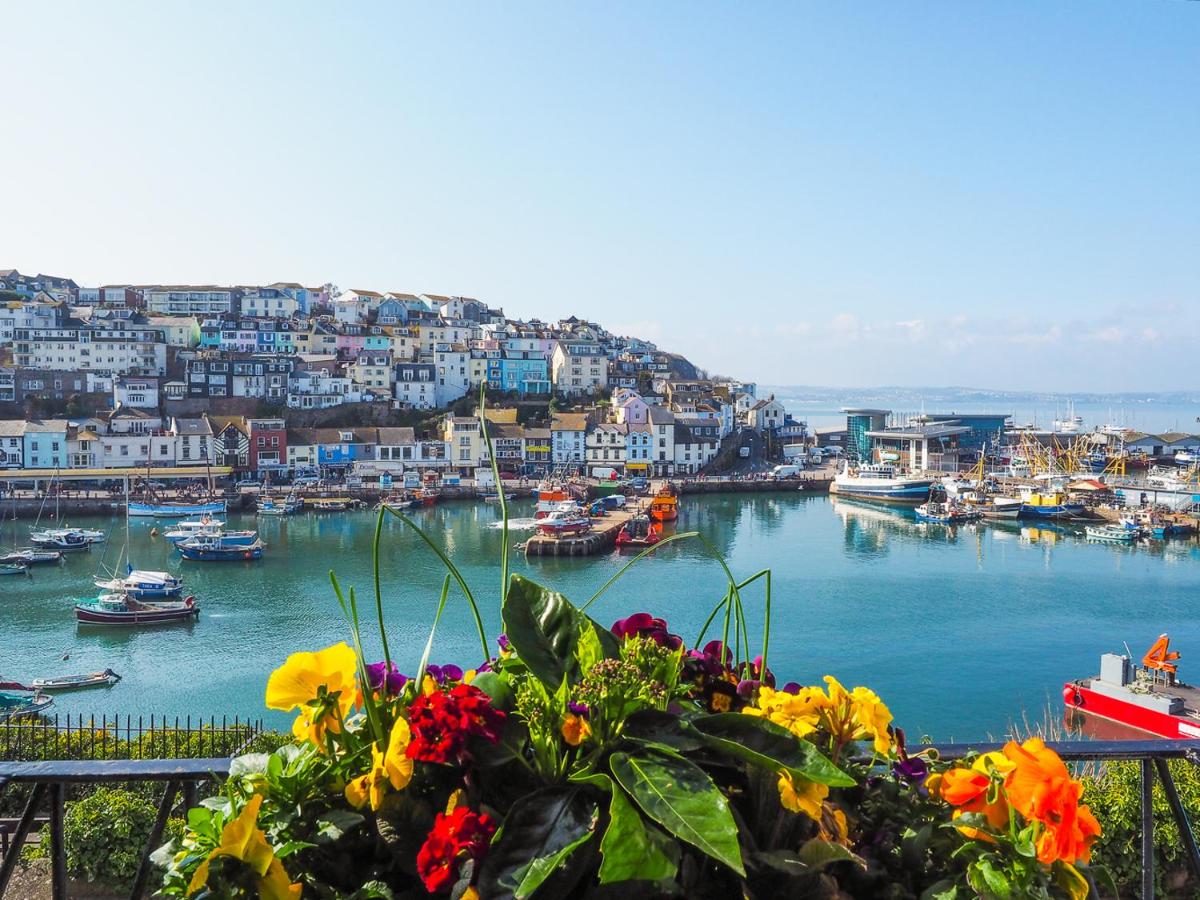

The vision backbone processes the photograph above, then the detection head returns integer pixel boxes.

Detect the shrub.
[1083,759,1200,898]
[62,788,159,886]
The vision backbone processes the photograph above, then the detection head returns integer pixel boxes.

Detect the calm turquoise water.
[3,495,1200,740]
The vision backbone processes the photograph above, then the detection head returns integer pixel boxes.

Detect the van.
[771,464,802,479]
[738,446,751,459]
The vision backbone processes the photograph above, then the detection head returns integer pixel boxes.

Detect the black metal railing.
[0,714,263,761]
[0,738,1196,900]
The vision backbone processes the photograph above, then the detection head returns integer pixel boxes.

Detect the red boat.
[615,513,660,549]
[74,593,200,626]
[1063,634,1200,740]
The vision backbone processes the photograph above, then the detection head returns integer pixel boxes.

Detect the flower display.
[406,682,505,764]
[185,795,301,899]
[265,642,358,745]
[344,717,414,810]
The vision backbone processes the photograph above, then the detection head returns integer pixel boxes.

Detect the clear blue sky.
[2,2,1196,391]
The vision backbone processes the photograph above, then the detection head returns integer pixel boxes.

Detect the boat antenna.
[1122,640,1134,661]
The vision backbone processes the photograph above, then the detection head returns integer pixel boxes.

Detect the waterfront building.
[672,423,718,475]
[648,406,676,476]
[313,428,374,473]
[919,413,1010,453]
[586,422,628,476]
[0,420,24,468]
[747,396,786,433]
[625,422,653,476]
[169,417,213,467]
[864,421,971,472]
[550,412,589,467]
[523,427,552,476]
[246,417,287,477]
[444,415,484,473]
[22,419,69,469]
[145,286,239,316]
[209,416,251,469]
[551,341,608,396]
[489,423,525,475]
[287,429,319,471]
[844,409,890,462]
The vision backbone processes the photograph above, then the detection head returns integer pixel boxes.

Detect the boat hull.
[1064,682,1200,740]
[74,605,199,625]
[830,481,932,505]
[178,545,263,561]
[1018,504,1086,520]
[129,501,227,518]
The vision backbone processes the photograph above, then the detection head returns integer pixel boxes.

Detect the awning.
[625,462,649,470]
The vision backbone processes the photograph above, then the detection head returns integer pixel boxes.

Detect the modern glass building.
[843,409,889,462]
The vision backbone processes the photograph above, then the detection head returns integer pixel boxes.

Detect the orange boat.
[648,486,678,523]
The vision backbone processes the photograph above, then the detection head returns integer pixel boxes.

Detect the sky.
[1,2,1197,391]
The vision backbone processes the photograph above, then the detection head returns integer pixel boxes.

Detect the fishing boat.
[75,592,200,625]
[0,548,64,566]
[95,568,184,599]
[959,492,1022,519]
[257,495,303,516]
[415,487,441,507]
[1085,524,1135,543]
[128,499,227,518]
[535,506,592,537]
[534,483,571,518]
[615,513,660,548]
[376,492,414,510]
[1064,635,1200,740]
[831,462,934,505]
[0,682,53,721]
[1017,488,1086,520]
[1,562,28,575]
[31,669,121,691]
[648,485,679,522]
[176,534,265,561]
[914,500,980,525]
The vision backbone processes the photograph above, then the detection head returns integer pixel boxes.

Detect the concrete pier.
[522,509,635,557]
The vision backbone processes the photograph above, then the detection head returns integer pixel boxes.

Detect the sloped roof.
[376,427,416,445]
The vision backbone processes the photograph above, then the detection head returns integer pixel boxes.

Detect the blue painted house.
[487,349,550,395]
[23,419,69,469]
[313,428,375,471]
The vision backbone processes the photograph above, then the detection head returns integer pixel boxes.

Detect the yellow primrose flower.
[266,643,358,745]
[743,685,828,739]
[778,772,828,820]
[187,794,302,899]
[345,718,414,811]
[849,685,894,755]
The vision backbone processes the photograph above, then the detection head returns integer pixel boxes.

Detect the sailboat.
[1,487,62,566]
[28,468,107,546]
[93,481,187,602]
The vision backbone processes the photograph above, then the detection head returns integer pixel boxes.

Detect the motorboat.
[615,513,660,548]
[832,462,934,504]
[959,491,1022,519]
[161,517,225,543]
[177,535,265,561]
[29,529,93,551]
[1085,524,1135,544]
[305,497,361,512]
[914,500,980,525]
[0,682,53,721]
[648,485,679,522]
[31,669,121,691]
[1174,450,1198,466]
[129,500,227,518]
[94,569,184,599]
[75,592,200,625]
[376,492,414,510]
[30,526,105,544]
[257,495,303,516]
[535,507,592,537]
[1,562,28,576]
[1017,488,1086,520]
[0,548,64,566]
[1064,635,1200,739]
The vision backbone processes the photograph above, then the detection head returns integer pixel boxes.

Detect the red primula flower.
[416,807,496,894]
[407,683,506,764]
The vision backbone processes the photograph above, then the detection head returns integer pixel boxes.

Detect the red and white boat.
[533,482,571,519]
[535,505,591,537]
[1063,634,1200,739]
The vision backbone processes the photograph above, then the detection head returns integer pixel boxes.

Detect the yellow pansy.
[849,685,894,755]
[187,794,302,899]
[345,718,415,811]
[777,772,828,821]
[743,685,828,739]
[266,643,359,745]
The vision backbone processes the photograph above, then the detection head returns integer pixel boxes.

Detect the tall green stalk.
[476,386,510,612]
[371,505,392,671]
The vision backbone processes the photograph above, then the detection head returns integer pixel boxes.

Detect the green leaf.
[690,713,854,787]
[608,749,745,876]
[620,709,703,753]
[502,574,618,689]
[599,777,679,884]
[315,809,365,842]
[967,858,1013,898]
[476,785,599,899]
[797,838,865,870]
[469,671,513,709]
[273,840,318,858]
[920,882,960,900]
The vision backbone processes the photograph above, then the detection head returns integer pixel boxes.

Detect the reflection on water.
[3,494,1199,740]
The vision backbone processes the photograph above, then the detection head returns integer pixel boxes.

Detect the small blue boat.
[177,534,264,561]
[129,500,227,519]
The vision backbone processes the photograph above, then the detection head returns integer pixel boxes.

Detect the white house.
[114,376,160,410]
[586,422,628,476]
[0,420,24,468]
[672,423,718,474]
[145,286,238,316]
[625,422,654,475]
[550,412,589,467]
[433,342,471,407]
[394,362,437,410]
[551,341,608,396]
[748,396,786,432]
[242,290,298,318]
[169,418,214,466]
[12,324,167,376]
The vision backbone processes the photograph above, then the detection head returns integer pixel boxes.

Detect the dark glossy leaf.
[609,749,744,875]
[621,709,703,753]
[599,776,679,884]
[476,785,599,899]
[797,839,864,870]
[316,809,365,842]
[470,671,514,708]
[690,713,854,787]
[502,574,618,688]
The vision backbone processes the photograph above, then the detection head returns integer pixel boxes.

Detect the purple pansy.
[567,701,591,719]
[364,661,408,695]
[425,664,464,684]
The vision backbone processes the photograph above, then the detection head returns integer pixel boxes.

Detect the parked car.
[292,476,320,487]
[235,479,260,489]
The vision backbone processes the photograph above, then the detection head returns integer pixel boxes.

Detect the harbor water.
[4,494,1200,740]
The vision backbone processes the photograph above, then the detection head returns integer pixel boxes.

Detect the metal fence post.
[49,781,67,900]
[1140,758,1154,900]
[1153,757,1200,880]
